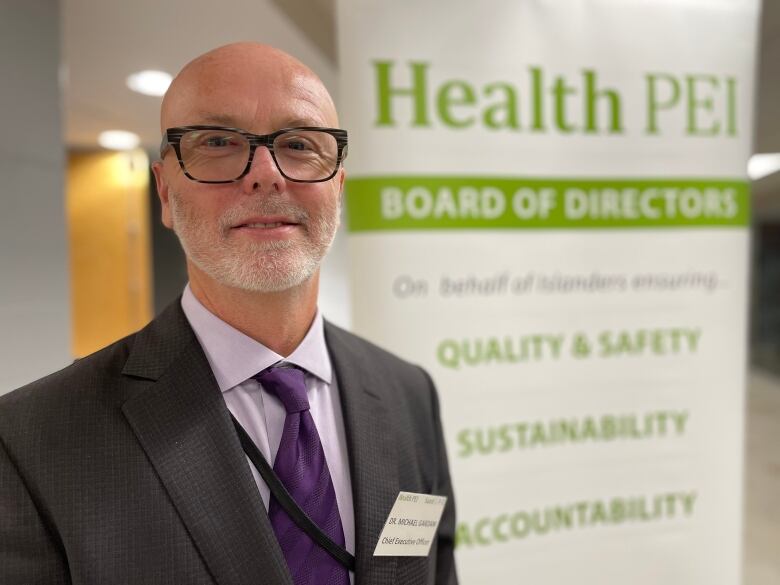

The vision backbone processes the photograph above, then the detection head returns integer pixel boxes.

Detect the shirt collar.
[180,284,332,392]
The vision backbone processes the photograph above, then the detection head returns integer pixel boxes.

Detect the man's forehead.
[161,70,337,131]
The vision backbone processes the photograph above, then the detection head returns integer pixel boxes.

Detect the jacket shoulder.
[0,299,190,422]
[324,321,428,381]
[0,331,138,427]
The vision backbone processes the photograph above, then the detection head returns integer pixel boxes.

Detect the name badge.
[373,491,447,557]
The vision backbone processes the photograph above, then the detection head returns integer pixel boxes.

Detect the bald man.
[0,44,457,585]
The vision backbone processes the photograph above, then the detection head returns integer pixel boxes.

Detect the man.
[0,43,457,585]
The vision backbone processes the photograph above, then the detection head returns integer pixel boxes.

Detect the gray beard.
[169,191,339,293]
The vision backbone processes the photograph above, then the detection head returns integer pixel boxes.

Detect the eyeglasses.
[159,125,348,184]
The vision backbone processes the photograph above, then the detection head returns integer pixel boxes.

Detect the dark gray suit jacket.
[0,301,457,585]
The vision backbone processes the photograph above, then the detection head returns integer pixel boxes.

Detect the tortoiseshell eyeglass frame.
[159,125,349,184]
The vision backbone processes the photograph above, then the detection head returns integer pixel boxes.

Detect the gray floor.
[745,368,780,584]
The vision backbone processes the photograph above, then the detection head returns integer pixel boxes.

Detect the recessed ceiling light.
[748,153,780,181]
[126,69,172,97]
[98,130,140,151]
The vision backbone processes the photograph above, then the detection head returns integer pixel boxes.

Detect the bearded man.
[0,43,457,585]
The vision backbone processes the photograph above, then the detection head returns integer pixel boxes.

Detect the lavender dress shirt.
[180,286,356,565]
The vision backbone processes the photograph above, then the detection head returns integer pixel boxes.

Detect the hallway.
[745,369,780,584]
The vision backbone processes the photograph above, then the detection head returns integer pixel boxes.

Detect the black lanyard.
[230,415,356,572]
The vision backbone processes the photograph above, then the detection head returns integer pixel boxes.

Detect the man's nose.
[241,145,284,193]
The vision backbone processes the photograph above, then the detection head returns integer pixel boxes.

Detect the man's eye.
[284,139,311,151]
[204,136,233,147]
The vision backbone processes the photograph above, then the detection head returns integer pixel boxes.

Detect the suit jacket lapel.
[121,303,292,585]
[325,323,399,585]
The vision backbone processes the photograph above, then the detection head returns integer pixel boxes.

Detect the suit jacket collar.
[325,322,399,585]
[121,301,292,585]
[119,302,400,585]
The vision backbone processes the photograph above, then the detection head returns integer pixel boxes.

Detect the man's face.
[152,56,344,294]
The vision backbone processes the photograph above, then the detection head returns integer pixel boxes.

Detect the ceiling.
[62,0,337,151]
[63,0,779,156]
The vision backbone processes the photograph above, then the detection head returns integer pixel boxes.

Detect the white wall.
[0,0,70,393]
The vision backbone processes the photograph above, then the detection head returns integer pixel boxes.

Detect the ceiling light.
[748,153,780,181]
[98,130,140,151]
[126,69,172,97]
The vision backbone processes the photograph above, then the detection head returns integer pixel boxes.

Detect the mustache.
[217,196,311,229]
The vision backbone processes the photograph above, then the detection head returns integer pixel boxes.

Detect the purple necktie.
[256,366,349,585]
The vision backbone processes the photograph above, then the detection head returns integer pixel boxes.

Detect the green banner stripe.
[345,176,750,231]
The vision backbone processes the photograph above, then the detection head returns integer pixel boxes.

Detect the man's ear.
[151,161,174,229]
[337,166,346,199]
[335,168,347,224]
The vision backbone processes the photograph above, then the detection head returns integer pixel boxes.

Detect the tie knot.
[256,366,310,414]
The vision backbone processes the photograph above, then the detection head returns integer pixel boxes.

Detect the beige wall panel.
[67,150,152,357]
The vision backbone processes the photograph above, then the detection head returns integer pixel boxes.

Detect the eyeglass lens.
[178,129,339,182]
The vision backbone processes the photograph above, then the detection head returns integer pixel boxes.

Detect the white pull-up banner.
[337,1,759,582]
